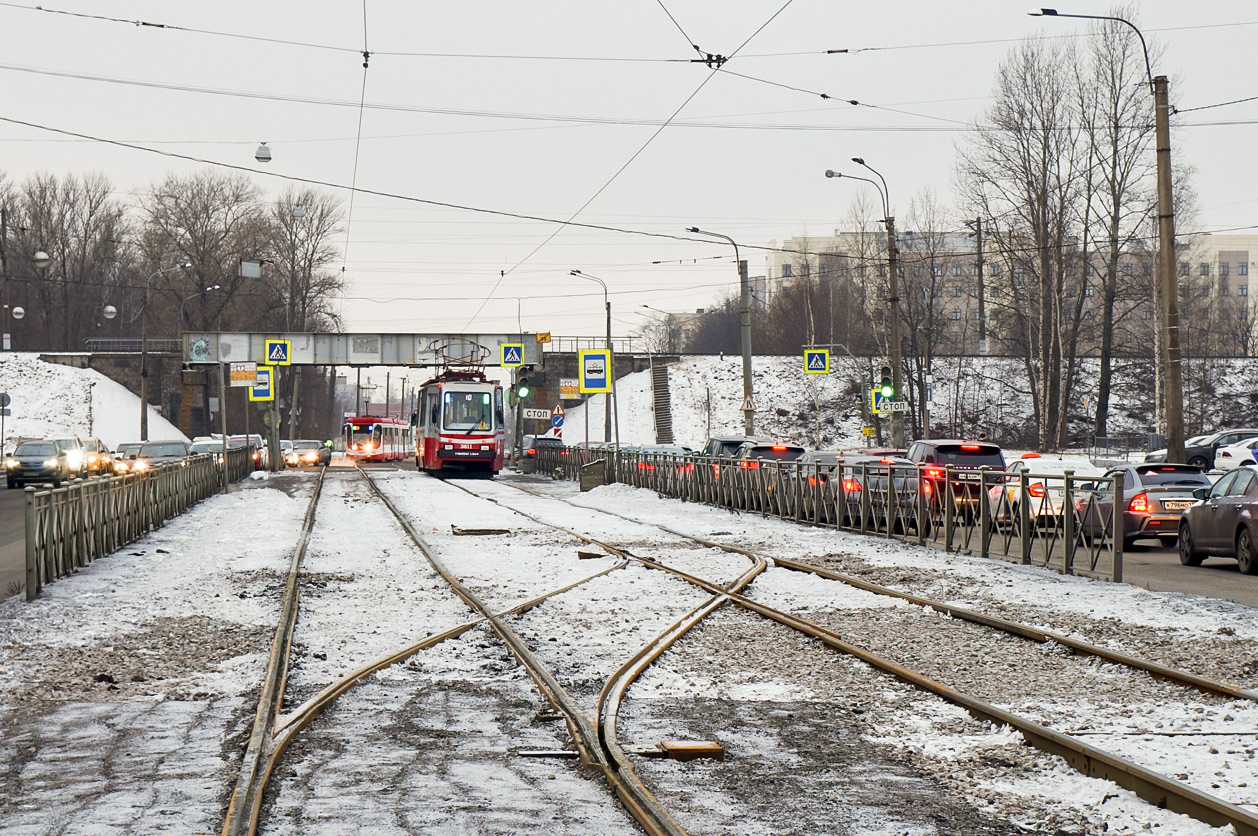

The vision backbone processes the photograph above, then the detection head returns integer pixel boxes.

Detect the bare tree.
[958,37,1087,448]
[1073,8,1159,439]
[138,171,271,338]
[264,187,346,333]
[6,172,129,351]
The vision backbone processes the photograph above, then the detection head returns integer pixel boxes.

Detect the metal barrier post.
[916,464,928,545]
[1062,470,1075,575]
[1018,470,1031,564]
[1112,473,1124,583]
[979,467,992,560]
[944,466,955,551]
[24,487,37,601]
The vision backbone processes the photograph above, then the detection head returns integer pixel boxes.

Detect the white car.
[1212,437,1258,471]
[988,454,1106,523]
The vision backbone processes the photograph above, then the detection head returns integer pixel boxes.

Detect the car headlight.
[133,460,149,471]
[4,458,16,469]
[44,458,60,467]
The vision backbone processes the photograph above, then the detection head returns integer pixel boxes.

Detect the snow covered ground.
[0,352,184,453]
[2,352,1257,833]
[0,463,1254,834]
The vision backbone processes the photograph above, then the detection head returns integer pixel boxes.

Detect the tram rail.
[467,475,1258,836]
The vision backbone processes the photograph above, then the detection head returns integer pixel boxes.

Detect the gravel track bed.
[262,625,642,836]
[623,606,1084,835]
[794,552,1258,688]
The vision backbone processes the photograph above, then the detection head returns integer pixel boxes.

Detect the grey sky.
[1,1,1255,339]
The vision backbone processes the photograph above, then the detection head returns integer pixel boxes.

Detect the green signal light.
[880,384,894,398]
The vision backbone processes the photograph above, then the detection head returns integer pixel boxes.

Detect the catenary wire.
[463,0,801,330]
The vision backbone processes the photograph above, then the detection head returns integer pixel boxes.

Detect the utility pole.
[0,206,8,351]
[968,217,988,355]
[739,259,754,435]
[884,218,904,448]
[1154,74,1185,464]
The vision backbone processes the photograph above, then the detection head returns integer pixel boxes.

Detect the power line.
[460,0,799,330]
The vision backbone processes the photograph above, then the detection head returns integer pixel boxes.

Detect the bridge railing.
[534,447,1126,582]
[23,448,254,600]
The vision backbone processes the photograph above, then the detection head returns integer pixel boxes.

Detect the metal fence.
[23,448,255,600]
[537,448,1126,582]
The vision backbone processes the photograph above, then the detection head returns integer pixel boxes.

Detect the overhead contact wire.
[462,0,800,331]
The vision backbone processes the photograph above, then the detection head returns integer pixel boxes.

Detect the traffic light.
[879,365,894,399]
[516,374,531,400]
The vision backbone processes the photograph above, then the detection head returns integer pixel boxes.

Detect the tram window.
[424,392,439,428]
[443,391,494,431]
[495,388,505,426]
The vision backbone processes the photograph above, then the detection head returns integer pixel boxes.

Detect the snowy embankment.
[0,352,185,451]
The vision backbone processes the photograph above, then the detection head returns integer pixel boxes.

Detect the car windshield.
[443,390,494,431]
[743,446,805,462]
[140,443,187,458]
[16,442,57,456]
[932,444,1004,467]
[293,441,323,451]
[1135,466,1210,486]
[189,443,219,454]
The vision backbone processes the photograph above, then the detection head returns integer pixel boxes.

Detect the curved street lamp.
[569,269,620,450]
[687,227,754,433]
[1029,7,1184,463]
[825,163,905,446]
[139,262,192,441]
[179,284,221,342]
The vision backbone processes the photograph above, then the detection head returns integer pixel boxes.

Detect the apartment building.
[762,230,1257,357]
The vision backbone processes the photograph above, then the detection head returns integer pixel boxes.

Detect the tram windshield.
[443,390,495,432]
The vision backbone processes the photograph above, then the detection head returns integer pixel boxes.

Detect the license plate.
[956,473,979,481]
[1162,500,1194,510]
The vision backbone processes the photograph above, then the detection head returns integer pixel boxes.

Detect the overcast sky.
[2,1,1256,340]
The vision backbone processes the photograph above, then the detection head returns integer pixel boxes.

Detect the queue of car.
[530,428,1258,577]
[5,432,335,487]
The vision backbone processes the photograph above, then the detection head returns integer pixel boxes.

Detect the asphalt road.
[2,482,1256,607]
[0,485,26,597]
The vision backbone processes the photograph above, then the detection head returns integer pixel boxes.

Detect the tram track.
[219,467,665,836]
[453,475,1258,835]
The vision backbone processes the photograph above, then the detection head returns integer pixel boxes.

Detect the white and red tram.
[343,415,412,462]
[414,368,506,476]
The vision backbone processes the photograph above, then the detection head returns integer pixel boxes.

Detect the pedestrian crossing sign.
[803,349,829,374]
[501,343,524,367]
[264,339,291,365]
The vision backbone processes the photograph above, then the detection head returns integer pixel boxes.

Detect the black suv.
[905,439,1006,512]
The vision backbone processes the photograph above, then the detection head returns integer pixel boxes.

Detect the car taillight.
[925,467,944,479]
[771,446,787,451]
[921,481,932,495]
[1129,493,1149,513]
[1222,451,1232,458]
[525,449,537,456]
[1028,482,1046,497]
[842,479,862,492]
[741,461,757,469]
[808,476,818,487]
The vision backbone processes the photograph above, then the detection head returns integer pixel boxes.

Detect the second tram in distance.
[343,415,412,462]
[414,368,506,477]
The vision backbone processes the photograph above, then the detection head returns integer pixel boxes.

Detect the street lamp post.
[640,304,679,353]
[139,262,191,441]
[569,269,620,449]
[1031,8,1183,462]
[688,227,754,434]
[178,285,220,344]
[825,164,905,446]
